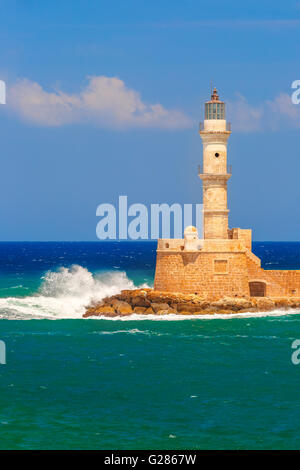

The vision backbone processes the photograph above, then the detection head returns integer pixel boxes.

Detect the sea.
[0,241,300,449]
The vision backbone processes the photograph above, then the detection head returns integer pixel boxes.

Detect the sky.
[0,0,300,240]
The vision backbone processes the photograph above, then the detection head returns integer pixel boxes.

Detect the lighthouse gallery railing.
[199,122,231,132]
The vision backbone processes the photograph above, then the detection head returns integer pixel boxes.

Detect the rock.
[274,298,291,309]
[213,309,233,314]
[176,303,205,313]
[199,306,219,314]
[156,307,177,315]
[151,302,171,313]
[253,298,275,310]
[133,306,147,314]
[120,289,151,304]
[285,297,300,308]
[238,307,259,313]
[212,297,252,311]
[131,296,151,308]
[83,305,116,318]
[111,300,133,315]
[156,309,171,315]
[147,292,172,304]
[95,305,115,314]
[145,307,155,314]
[82,288,296,318]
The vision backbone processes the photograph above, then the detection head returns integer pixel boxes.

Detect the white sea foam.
[0,265,142,319]
[86,310,300,321]
[93,329,150,335]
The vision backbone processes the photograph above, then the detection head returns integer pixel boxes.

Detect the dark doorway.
[249,281,266,297]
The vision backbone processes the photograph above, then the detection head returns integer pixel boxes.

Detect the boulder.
[212,297,252,311]
[131,296,151,308]
[156,309,172,315]
[287,298,300,308]
[120,289,150,303]
[83,305,116,318]
[144,307,155,314]
[111,300,133,315]
[274,298,291,309]
[133,306,147,314]
[151,302,171,313]
[155,307,177,315]
[254,298,275,310]
[176,303,205,313]
[95,305,115,314]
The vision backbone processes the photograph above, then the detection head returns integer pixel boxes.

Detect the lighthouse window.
[215,153,220,157]
[205,101,225,120]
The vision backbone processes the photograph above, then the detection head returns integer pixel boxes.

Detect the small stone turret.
[184,226,201,251]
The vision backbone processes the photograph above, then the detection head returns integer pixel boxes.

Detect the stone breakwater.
[83,289,300,317]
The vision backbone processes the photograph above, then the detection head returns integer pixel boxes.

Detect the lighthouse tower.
[154,85,300,298]
[155,85,282,298]
[199,88,231,239]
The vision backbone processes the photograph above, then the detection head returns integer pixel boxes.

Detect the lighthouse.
[154,86,300,299]
[199,88,231,239]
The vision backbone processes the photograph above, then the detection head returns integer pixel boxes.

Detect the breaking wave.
[0,265,144,319]
[0,264,299,320]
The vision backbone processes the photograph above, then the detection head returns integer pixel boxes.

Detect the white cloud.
[227,92,300,132]
[8,76,300,133]
[8,76,192,129]
[266,93,300,128]
[227,93,263,132]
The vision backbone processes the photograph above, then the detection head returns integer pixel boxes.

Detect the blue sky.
[0,0,300,240]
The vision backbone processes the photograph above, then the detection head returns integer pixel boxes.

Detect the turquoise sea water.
[0,242,300,449]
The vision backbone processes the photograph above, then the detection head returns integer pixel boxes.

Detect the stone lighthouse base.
[82,227,300,318]
[154,228,300,299]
